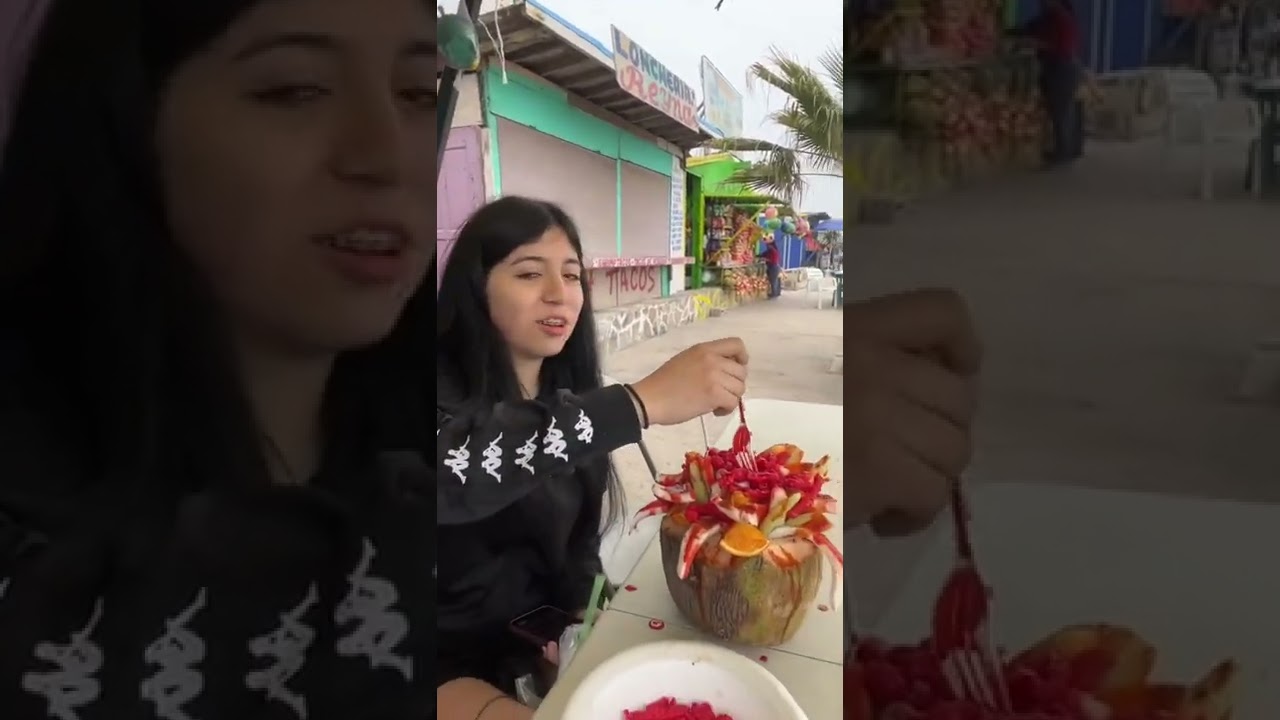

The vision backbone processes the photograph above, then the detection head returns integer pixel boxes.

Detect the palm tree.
[711,46,844,205]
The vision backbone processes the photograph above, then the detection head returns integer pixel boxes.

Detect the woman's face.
[485,227,586,362]
[155,0,434,354]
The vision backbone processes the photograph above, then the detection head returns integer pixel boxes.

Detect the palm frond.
[819,46,843,102]
[715,44,844,203]
[709,137,789,154]
[726,145,806,204]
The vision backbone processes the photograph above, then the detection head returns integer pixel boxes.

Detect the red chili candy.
[623,584,638,592]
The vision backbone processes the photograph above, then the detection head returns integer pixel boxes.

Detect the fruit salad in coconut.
[849,624,1238,720]
[631,443,843,647]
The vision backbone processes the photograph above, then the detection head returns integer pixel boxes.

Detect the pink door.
[436,126,485,289]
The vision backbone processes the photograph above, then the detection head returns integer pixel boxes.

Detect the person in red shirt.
[759,239,782,299]
[1010,0,1083,165]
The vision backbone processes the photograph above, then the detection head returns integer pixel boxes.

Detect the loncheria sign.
[610,26,700,131]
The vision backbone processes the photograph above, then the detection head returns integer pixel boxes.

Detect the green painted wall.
[484,67,673,176]
[686,155,756,197]
[687,155,787,204]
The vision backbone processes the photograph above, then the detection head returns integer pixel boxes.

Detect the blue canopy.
[812,218,843,232]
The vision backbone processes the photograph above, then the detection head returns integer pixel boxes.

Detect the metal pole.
[437,65,461,176]
[1102,0,1115,72]
[437,0,483,178]
[1090,0,1105,70]
[1143,0,1154,64]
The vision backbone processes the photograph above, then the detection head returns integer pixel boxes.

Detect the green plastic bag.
[438,12,480,71]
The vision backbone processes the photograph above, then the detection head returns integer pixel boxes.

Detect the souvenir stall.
[846,0,1046,196]
[707,203,810,301]
[700,198,771,302]
[685,153,805,302]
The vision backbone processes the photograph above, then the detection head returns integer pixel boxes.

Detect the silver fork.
[934,483,1011,712]
[699,415,757,469]
[940,631,1009,711]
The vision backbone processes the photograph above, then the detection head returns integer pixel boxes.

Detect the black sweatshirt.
[435,368,642,691]
[0,419,430,719]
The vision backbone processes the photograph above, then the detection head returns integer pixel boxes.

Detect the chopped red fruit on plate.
[624,696,736,719]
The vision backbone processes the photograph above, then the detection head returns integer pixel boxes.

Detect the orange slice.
[719,522,769,558]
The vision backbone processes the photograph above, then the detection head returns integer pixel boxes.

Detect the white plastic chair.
[802,267,825,294]
[804,268,839,308]
[1160,69,1262,199]
[1162,68,1221,162]
[1202,98,1262,199]
[813,271,839,309]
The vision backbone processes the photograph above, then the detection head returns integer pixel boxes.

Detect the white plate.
[561,640,810,720]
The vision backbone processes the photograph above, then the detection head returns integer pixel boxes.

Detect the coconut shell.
[658,513,822,646]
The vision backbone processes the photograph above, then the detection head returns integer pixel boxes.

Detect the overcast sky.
[534,0,844,216]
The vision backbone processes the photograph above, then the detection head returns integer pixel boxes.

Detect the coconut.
[657,513,823,647]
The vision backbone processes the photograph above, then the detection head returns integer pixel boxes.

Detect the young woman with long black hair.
[431,196,987,718]
[434,196,753,719]
[0,0,433,717]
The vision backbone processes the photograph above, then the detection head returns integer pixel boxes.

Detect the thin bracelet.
[622,383,650,429]
[474,692,514,719]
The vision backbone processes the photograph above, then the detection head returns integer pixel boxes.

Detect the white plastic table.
[863,483,1280,720]
[535,398,846,719]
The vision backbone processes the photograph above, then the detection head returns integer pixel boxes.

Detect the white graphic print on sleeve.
[574,409,594,443]
[481,433,503,482]
[542,417,568,461]
[245,583,319,719]
[21,599,104,720]
[443,436,470,484]
[335,539,412,680]
[514,432,537,474]
[140,588,208,720]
